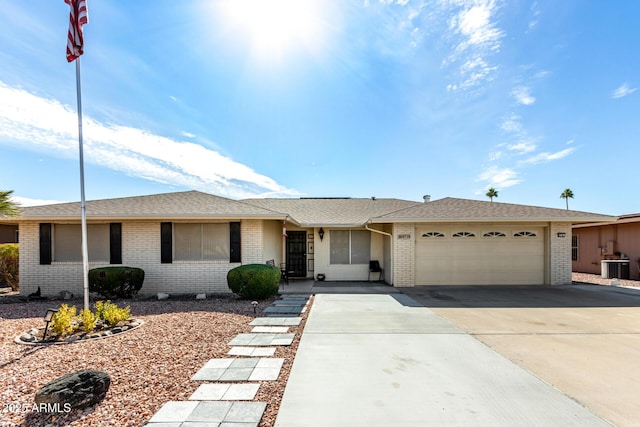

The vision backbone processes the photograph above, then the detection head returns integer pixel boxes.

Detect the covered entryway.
[415,225,545,285]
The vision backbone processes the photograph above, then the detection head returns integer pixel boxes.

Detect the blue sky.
[0,1,637,215]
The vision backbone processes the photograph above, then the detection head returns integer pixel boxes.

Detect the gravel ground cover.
[572,272,640,288]
[0,293,310,427]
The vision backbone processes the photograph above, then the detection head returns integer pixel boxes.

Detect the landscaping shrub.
[88,266,144,299]
[95,300,131,326]
[51,304,78,337]
[79,309,97,332]
[0,243,19,291]
[47,301,131,338]
[227,263,280,300]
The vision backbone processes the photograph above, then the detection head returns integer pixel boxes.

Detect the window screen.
[174,223,229,261]
[53,224,109,262]
[330,230,370,265]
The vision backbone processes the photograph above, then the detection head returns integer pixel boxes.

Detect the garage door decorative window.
[452,231,475,238]
[422,232,445,238]
[514,231,537,237]
[483,231,506,237]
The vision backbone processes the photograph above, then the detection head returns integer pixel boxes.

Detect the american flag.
[65,0,88,62]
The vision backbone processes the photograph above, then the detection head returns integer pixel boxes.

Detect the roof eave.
[370,216,616,223]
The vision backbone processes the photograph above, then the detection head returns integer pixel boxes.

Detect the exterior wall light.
[318,228,325,241]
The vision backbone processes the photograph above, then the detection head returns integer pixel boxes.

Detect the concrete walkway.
[275,292,611,427]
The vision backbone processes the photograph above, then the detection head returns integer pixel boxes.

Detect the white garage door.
[415,226,545,285]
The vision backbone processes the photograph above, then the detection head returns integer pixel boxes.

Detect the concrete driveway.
[401,284,640,427]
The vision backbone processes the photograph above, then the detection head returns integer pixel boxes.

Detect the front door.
[286,231,307,278]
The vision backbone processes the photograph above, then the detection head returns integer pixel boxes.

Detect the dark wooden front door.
[286,231,307,278]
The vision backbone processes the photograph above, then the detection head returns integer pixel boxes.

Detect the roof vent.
[423,195,431,203]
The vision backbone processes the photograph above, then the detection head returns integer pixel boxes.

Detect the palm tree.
[560,188,574,210]
[485,187,498,202]
[0,190,21,217]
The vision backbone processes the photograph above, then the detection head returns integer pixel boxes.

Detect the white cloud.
[511,86,535,105]
[0,82,297,199]
[611,83,637,99]
[508,140,536,153]
[13,196,66,207]
[446,0,504,91]
[476,166,521,188]
[181,131,196,138]
[500,114,522,133]
[519,147,575,165]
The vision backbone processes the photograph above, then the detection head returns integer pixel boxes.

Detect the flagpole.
[75,57,90,312]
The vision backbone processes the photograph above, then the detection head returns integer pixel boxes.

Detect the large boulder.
[35,370,111,410]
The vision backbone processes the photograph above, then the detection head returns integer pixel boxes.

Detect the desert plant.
[50,304,78,337]
[79,308,97,332]
[95,300,131,326]
[89,266,145,299]
[227,263,280,300]
[0,243,19,291]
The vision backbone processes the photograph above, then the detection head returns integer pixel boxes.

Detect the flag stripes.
[65,0,88,62]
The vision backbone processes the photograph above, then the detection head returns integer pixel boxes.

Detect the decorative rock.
[20,333,35,342]
[66,335,80,343]
[196,293,206,300]
[111,327,122,334]
[157,292,170,300]
[35,370,111,410]
[58,290,74,300]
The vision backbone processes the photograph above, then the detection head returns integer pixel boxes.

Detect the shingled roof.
[242,197,420,226]
[371,197,615,223]
[18,191,285,220]
[9,192,615,225]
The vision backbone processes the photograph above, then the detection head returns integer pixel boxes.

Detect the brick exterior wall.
[550,222,572,285]
[18,220,265,297]
[392,223,415,287]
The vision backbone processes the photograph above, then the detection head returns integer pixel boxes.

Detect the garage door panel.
[416,227,544,285]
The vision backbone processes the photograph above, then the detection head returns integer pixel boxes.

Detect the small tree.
[0,190,21,217]
[560,188,574,210]
[486,187,498,202]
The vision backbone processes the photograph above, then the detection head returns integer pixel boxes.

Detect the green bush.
[88,266,144,299]
[0,244,19,291]
[95,300,131,326]
[227,264,280,300]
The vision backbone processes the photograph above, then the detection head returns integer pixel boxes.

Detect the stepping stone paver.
[251,326,289,333]
[250,317,302,326]
[264,306,305,314]
[227,346,276,357]
[147,401,199,424]
[148,401,266,426]
[272,300,308,306]
[192,358,285,382]
[228,333,294,347]
[190,383,259,401]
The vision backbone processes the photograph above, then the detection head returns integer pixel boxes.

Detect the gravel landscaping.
[572,272,640,288]
[0,293,310,427]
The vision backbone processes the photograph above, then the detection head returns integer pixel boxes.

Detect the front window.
[53,224,109,262]
[330,230,370,265]
[572,235,579,261]
[174,223,229,261]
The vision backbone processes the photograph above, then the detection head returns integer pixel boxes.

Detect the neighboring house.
[1,190,613,297]
[572,213,640,280]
